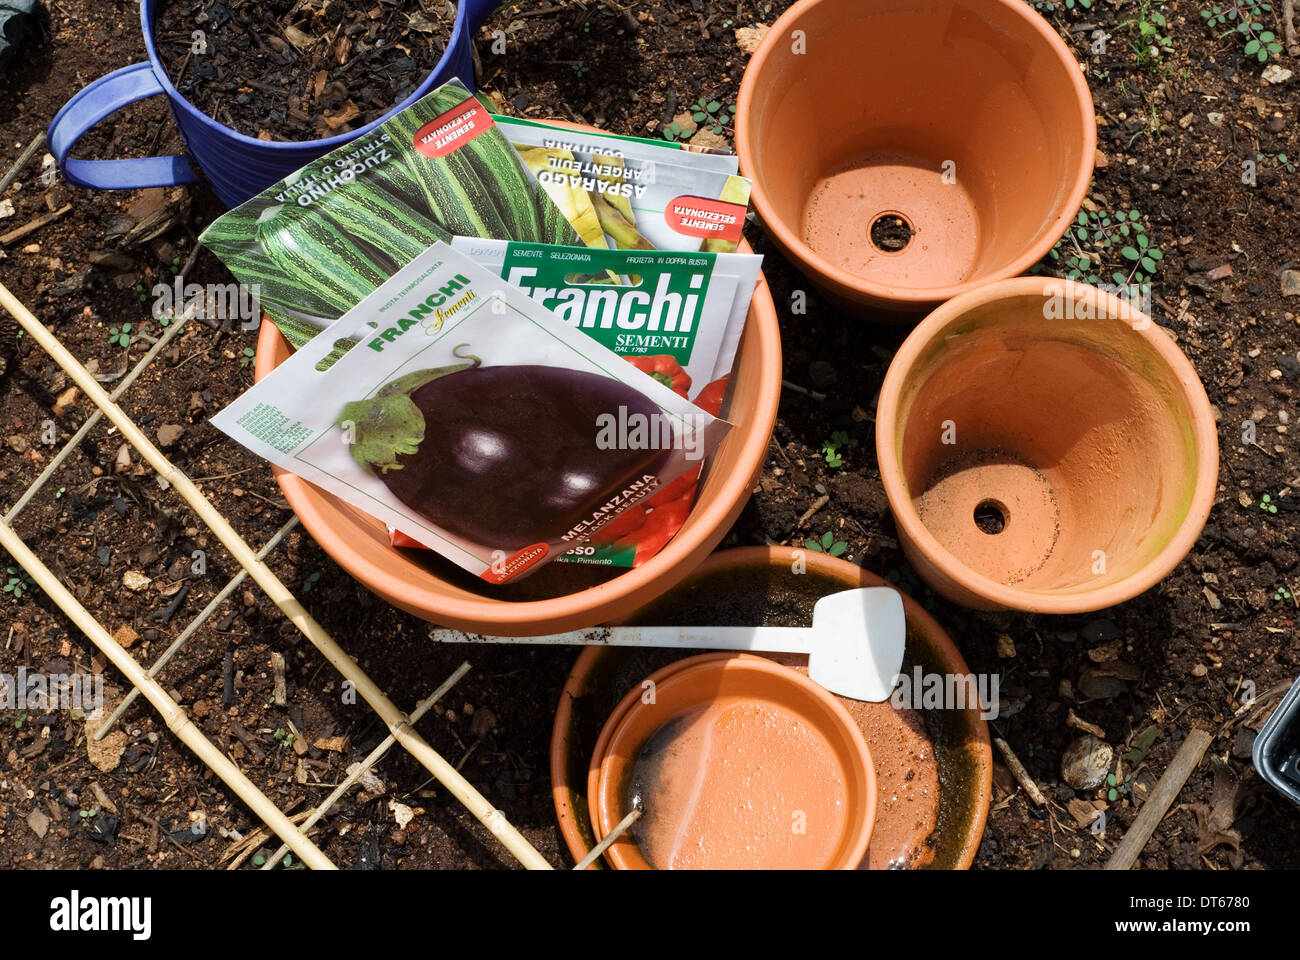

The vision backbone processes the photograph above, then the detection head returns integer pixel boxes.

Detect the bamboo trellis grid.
[0,263,555,870]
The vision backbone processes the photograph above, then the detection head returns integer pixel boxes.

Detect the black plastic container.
[1253,675,1300,806]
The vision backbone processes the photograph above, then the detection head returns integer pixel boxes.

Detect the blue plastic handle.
[462,0,503,31]
[47,62,199,191]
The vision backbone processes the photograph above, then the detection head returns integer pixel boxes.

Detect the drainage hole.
[869,214,914,252]
[973,499,1007,535]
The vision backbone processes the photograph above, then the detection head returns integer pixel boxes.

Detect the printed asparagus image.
[338,355,671,550]
[200,80,581,350]
[497,116,752,256]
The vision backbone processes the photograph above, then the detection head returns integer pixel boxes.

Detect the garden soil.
[1,0,1298,869]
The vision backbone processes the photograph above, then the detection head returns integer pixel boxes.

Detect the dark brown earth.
[1,0,1299,870]
[152,0,455,141]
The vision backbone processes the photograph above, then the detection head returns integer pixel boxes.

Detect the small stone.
[996,634,1016,658]
[1278,354,1300,380]
[390,800,415,829]
[6,434,28,454]
[1061,734,1113,791]
[156,424,185,448]
[671,111,698,138]
[122,570,152,592]
[689,128,730,151]
[1282,269,1300,297]
[347,762,386,796]
[470,707,497,738]
[1206,264,1233,281]
[1207,112,1225,126]
[1192,662,1209,677]
[735,23,770,54]
[1267,113,1287,133]
[112,625,139,649]
[1094,148,1108,169]
[113,443,131,474]
[52,386,79,417]
[85,706,128,772]
[26,807,50,839]
[0,198,12,220]
[1262,63,1293,84]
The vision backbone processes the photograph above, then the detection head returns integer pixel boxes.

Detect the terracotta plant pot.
[253,236,781,634]
[736,0,1095,314]
[552,546,994,869]
[590,653,877,870]
[876,278,1219,613]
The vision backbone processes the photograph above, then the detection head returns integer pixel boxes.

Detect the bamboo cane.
[0,280,552,870]
[0,517,335,870]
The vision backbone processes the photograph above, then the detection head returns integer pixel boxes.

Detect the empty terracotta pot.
[590,653,877,870]
[876,278,1219,613]
[552,546,994,870]
[736,0,1095,313]
[253,240,782,634]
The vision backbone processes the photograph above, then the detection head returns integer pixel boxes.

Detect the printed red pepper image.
[624,354,691,397]
[692,375,729,417]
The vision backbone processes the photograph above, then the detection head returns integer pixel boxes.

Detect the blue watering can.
[48,0,499,207]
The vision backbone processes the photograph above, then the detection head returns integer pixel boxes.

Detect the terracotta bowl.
[253,235,781,634]
[736,0,1095,314]
[590,653,877,870]
[876,277,1219,612]
[552,546,994,869]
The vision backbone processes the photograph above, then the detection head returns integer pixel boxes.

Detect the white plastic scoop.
[428,587,906,702]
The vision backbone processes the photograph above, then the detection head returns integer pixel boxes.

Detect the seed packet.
[384,238,762,569]
[199,79,581,352]
[493,115,752,255]
[212,243,729,584]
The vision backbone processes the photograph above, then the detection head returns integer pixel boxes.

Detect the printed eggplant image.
[338,354,671,551]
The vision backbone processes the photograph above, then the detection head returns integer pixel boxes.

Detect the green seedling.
[238,346,256,368]
[1030,0,1092,10]
[301,570,322,593]
[133,282,148,304]
[1121,0,1172,65]
[1260,493,1279,514]
[54,487,66,500]
[1274,584,1292,601]
[1106,771,1133,802]
[4,566,34,600]
[690,97,734,135]
[1201,1,1284,61]
[822,430,849,468]
[1040,207,1163,288]
[14,712,26,730]
[805,531,848,557]
[1257,151,1295,173]
[108,324,133,348]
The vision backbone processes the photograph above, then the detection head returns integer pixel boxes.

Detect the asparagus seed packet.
[494,114,752,255]
[212,243,730,584]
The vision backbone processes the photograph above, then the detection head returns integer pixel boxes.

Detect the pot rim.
[253,239,782,632]
[136,0,479,153]
[735,0,1097,307]
[874,276,1220,613]
[589,652,877,870]
[551,545,994,869]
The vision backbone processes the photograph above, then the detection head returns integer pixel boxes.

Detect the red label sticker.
[412,99,495,158]
[664,195,746,243]
[479,543,550,584]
